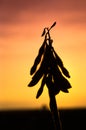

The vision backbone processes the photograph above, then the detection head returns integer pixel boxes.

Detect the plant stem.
[49,90,62,130]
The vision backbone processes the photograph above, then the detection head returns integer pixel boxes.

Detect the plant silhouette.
[28,22,72,130]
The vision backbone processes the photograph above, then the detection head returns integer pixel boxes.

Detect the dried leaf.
[61,77,72,89]
[49,22,56,30]
[52,66,71,93]
[36,86,43,98]
[39,40,46,56]
[62,67,70,78]
[58,76,71,93]
[30,65,36,75]
[61,88,69,93]
[28,67,44,87]
[30,54,42,75]
[41,28,45,37]
[30,41,46,75]
[36,75,46,98]
[53,49,63,67]
[34,55,41,67]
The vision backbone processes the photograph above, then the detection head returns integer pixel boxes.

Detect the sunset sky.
[0,0,86,110]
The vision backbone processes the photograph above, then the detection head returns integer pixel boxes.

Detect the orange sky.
[0,0,86,110]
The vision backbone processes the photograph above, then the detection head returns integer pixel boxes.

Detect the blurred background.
[0,0,86,129]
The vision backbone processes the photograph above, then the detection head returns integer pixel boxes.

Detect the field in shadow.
[0,108,86,130]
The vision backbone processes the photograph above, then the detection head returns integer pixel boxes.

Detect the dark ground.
[0,108,86,130]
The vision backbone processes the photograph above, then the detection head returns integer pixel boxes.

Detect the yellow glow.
[0,2,86,110]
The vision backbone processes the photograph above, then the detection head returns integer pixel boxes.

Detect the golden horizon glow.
[0,0,86,110]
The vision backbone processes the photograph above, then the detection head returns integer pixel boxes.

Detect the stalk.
[49,89,62,130]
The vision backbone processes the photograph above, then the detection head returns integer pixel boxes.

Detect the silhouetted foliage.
[28,22,72,130]
[28,22,71,97]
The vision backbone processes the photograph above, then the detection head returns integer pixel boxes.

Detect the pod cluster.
[28,28,71,99]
